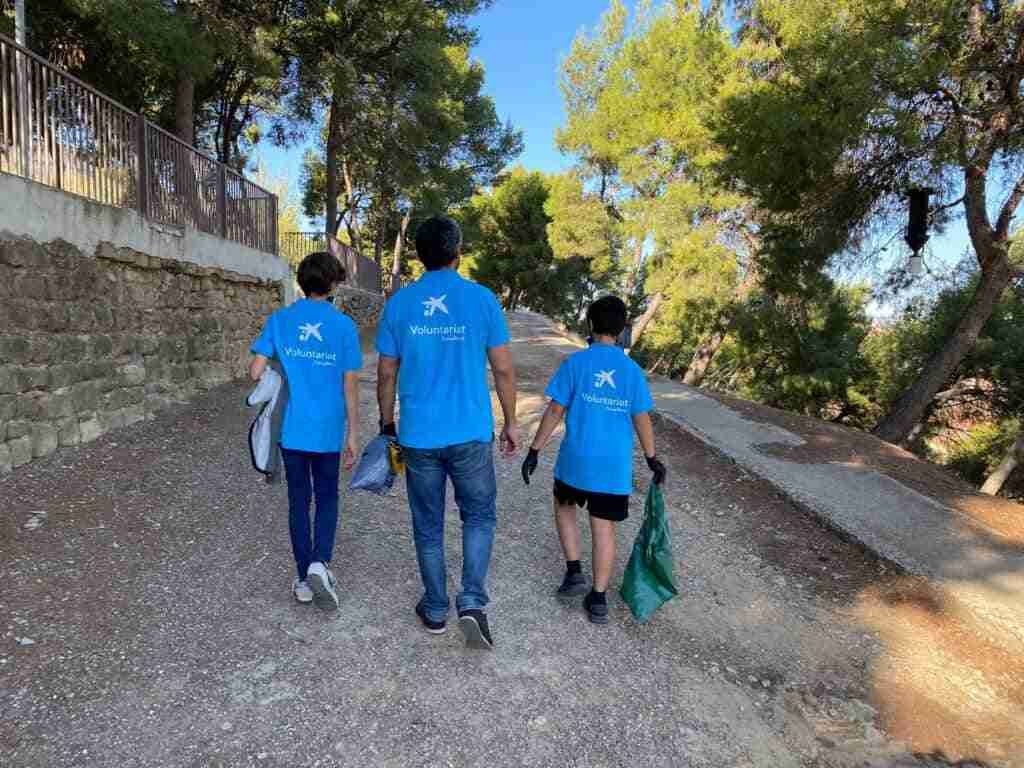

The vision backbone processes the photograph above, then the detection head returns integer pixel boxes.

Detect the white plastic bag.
[348,435,397,495]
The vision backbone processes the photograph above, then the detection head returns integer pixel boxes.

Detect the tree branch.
[996,170,1024,239]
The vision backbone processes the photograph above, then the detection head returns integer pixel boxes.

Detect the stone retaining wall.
[332,285,385,332]
[0,235,283,474]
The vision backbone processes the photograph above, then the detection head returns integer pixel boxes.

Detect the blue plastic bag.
[348,435,397,495]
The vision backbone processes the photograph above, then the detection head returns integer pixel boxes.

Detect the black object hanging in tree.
[905,188,933,274]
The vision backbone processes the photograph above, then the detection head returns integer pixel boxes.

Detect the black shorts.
[553,479,629,522]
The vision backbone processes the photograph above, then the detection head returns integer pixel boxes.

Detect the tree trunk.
[341,159,362,254]
[623,237,644,302]
[391,207,412,291]
[647,353,668,375]
[683,328,726,386]
[873,258,1013,444]
[629,292,663,351]
[173,0,195,145]
[981,433,1024,496]
[324,89,342,237]
[373,223,383,265]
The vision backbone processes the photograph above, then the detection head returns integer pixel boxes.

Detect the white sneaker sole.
[293,592,313,604]
[307,572,339,612]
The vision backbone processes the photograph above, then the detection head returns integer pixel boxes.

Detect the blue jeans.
[281,448,341,581]
[403,440,497,621]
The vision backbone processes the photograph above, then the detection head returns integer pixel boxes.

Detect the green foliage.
[947,419,1022,487]
[19,0,211,116]
[721,283,874,421]
[713,0,1024,312]
[545,173,622,280]
[461,169,595,324]
[294,7,521,251]
[464,168,554,307]
[553,0,757,366]
[18,0,292,169]
[864,279,1024,421]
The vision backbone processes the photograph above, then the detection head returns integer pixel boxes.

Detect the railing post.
[136,115,148,218]
[16,47,31,178]
[270,194,279,255]
[217,163,227,238]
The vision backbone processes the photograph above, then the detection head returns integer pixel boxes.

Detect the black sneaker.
[583,592,609,625]
[457,609,494,650]
[415,604,447,635]
[557,570,589,597]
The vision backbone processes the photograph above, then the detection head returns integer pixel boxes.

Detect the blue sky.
[256,0,974,297]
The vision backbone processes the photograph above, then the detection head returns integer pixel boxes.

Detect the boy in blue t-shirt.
[249,251,363,612]
[521,296,667,624]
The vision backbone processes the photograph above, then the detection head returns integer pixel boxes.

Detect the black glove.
[646,455,667,486]
[521,448,539,485]
[380,421,397,438]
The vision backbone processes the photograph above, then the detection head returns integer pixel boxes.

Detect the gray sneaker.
[292,578,313,604]
[306,562,339,612]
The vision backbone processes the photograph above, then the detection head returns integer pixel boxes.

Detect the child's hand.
[646,455,667,486]
[521,448,539,485]
[344,436,359,471]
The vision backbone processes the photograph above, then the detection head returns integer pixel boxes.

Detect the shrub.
[945,419,1021,487]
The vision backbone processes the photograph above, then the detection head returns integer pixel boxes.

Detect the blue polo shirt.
[251,298,363,453]
[546,344,654,495]
[376,269,510,449]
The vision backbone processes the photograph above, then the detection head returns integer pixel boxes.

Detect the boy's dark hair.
[415,216,462,271]
[587,295,628,337]
[297,251,345,296]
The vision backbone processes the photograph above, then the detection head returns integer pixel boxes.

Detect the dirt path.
[0,312,1009,767]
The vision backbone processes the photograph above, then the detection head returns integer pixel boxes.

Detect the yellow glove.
[387,441,405,474]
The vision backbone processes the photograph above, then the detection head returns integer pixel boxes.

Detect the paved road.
[0,313,1000,767]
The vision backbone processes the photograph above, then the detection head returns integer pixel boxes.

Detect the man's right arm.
[375,301,400,434]
[377,355,400,432]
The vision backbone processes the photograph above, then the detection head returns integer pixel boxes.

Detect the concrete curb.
[648,408,906,570]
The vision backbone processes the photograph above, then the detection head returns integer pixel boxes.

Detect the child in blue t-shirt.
[249,251,363,612]
[521,296,667,624]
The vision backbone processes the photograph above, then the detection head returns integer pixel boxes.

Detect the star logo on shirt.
[594,370,616,389]
[423,295,449,317]
[298,322,323,342]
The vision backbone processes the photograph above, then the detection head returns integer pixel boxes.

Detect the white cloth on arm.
[247,367,283,476]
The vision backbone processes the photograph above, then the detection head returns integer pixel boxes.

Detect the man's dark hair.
[587,295,628,337]
[415,216,462,271]
[297,251,344,296]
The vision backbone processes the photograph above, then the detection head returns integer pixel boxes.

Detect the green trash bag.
[620,484,678,623]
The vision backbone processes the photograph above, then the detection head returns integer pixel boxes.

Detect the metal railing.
[0,33,278,255]
[280,232,385,294]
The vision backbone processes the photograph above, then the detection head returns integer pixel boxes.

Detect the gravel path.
[0,312,1001,767]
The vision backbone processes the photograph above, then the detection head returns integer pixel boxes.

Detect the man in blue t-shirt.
[521,296,667,625]
[250,251,363,612]
[376,216,518,650]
